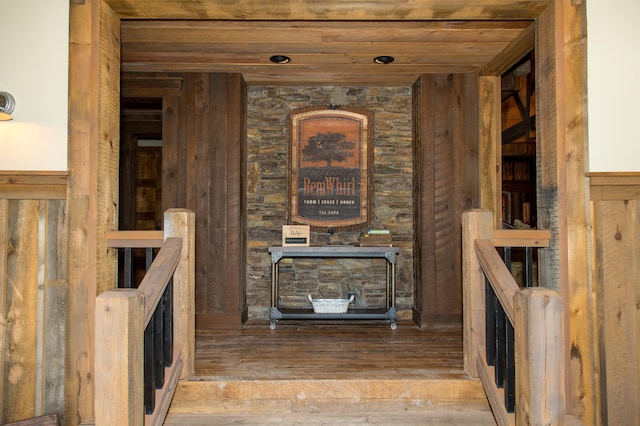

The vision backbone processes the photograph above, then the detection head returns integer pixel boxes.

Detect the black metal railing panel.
[118,247,160,289]
[485,276,516,413]
[143,277,174,416]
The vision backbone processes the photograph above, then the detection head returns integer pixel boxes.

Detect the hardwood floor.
[164,320,496,425]
[193,320,466,380]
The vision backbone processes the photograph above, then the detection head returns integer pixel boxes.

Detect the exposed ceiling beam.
[105,0,551,21]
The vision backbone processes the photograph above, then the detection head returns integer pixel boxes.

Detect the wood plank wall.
[590,173,640,426]
[122,72,248,330]
[183,73,247,329]
[412,74,479,326]
[0,173,67,424]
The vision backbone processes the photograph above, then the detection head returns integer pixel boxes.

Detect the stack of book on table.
[359,229,392,246]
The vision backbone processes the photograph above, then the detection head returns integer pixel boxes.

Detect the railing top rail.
[492,229,551,248]
[106,230,164,248]
[474,238,519,324]
[137,237,182,327]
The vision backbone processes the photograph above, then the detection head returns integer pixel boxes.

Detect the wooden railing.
[106,230,164,288]
[463,210,567,426]
[95,209,195,426]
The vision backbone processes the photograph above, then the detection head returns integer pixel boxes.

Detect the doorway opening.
[118,96,163,287]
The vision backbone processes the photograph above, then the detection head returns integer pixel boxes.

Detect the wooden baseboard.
[412,308,462,328]
[196,307,248,330]
[2,413,60,426]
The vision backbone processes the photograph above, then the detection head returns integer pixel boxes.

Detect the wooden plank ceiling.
[109,0,546,85]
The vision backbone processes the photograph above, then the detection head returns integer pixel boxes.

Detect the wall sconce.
[0,91,16,121]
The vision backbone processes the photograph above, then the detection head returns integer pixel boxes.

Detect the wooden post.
[462,209,493,377]
[477,76,502,228]
[514,287,565,425]
[67,1,121,422]
[95,290,144,426]
[164,209,195,379]
[537,1,594,421]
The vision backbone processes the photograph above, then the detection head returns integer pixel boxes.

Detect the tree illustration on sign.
[302,132,356,167]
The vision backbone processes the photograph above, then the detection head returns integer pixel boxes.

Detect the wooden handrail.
[463,209,568,426]
[492,229,551,248]
[138,237,181,327]
[474,238,518,324]
[476,350,513,426]
[106,230,164,248]
[95,209,195,426]
[96,237,182,426]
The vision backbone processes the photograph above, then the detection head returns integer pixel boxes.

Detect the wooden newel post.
[462,209,493,377]
[164,208,196,379]
[95,290,145,426]
[514,287,566,425]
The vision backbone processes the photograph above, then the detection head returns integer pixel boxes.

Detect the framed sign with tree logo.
[288,105,373,232]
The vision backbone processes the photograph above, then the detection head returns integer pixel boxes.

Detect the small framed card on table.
[282,225,310,246]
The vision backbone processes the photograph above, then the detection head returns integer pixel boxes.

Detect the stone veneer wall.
[246,86,413,320]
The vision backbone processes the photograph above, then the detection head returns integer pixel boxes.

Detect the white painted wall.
[0,1,638,172]
[0,0,69,171]
[587,0,640,172]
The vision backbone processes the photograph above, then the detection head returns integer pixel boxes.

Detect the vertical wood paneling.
[43,200,66,416]
[412,74,479,326]
[188,73,211,316]
[0,199,7,419]
[0,189,66,424]
[593,199,640,426]
[162,94,182,210]
[175,73,247,329]
[223,74,247,323]
[209,74,228,314]
[433,74,457,316]
[235,75,248,321]
[3,201,40,422]
[412,75,435,326]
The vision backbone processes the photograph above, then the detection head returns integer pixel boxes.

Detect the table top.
[268,245,399,258]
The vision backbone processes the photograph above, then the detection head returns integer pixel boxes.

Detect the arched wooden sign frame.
[288,105,373,233]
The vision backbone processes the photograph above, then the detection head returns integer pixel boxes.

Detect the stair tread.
[164,409,497,425]
[170,377,490,416]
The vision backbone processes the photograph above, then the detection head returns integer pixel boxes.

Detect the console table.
[268,246,399,329]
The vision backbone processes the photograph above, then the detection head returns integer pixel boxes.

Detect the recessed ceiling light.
[373,55,395,64]
[270,55,291,64]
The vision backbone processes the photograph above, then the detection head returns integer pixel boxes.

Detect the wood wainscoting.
[589,172,640,426]
[0,171,67,424]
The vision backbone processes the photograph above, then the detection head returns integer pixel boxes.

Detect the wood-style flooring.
[193,320,466,380]
[164,320,496,425]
